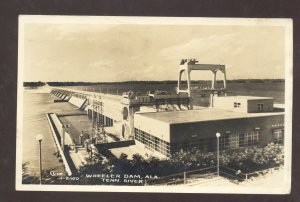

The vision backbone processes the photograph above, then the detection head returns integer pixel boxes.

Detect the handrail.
[46,113,73,176]
[146,166,218,185]
[245,166,281,176]
[185,166,217,174]
[145,165,282,185]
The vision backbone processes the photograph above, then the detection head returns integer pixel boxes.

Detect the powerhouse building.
[134,96,284,157]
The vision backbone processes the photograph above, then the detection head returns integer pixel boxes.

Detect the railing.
[145,166,218,185]
[95,140,135,150]
[219,166,246,182]
[146,172,185,186]
[220,165,282,181]
[185,166,218,184]
[46,113,73,176]
[243,166,281,180]
[51,113,75,146]
[145,165,282,186]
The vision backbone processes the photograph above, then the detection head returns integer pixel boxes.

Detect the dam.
[44,59,284,175]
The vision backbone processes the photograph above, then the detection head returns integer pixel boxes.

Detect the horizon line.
[24,78,286,83]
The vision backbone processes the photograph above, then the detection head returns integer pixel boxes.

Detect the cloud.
[89,60,112,68]
[23,23,286,82]
[159,30,284,79]
[160,33,242,60]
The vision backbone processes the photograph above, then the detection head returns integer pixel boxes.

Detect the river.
[22,89,78,176]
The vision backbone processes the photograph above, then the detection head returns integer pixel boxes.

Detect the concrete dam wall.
[69,96,87,109]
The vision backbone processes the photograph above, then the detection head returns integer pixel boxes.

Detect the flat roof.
[58,114,93,144]
[215,96,274,100]
[135,108,283,124]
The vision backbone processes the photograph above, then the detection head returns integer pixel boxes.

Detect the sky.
[23,21,286,82]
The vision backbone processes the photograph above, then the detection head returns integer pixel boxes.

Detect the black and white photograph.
[16,16,292,193]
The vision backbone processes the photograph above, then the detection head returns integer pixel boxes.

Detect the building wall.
[134,128,171,157]
[213,96,274,113]
[133,112,284,157]
[134,113,170,142]
[213,97,248,113]
[248,99,274,113]
[169,114,284,153]
[87,109,114,127]
[69,96,86,108]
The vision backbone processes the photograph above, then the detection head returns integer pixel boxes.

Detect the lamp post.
[216,132,221,176]
[35,134,44,184]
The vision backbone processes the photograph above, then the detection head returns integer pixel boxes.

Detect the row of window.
[134,128,283,155]
[87,109,113,127]
[175,131,260,153]
[134,128,170,156]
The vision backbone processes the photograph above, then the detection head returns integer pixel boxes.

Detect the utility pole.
[36,134,44,184]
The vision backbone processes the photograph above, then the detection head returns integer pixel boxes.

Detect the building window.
[136,129,262,156]
[239,131,260,147]
[184,136,208,152]
[175,131,260,154]
[234,102,241,108]
[251,131,260,145]
[219,134,239,150]
[257,103,264,112]
[220,135,228,150]
[239,133,245,147]
[228,134,239,149]
[198,132,260,152]
[273,129,284,144]
[206,137,215,152]
[134,128,170,156]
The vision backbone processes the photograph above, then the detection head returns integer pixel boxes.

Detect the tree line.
[23,79,285,87]
[22,143,283,185]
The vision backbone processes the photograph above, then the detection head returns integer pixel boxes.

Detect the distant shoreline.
[24,79,285,87]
